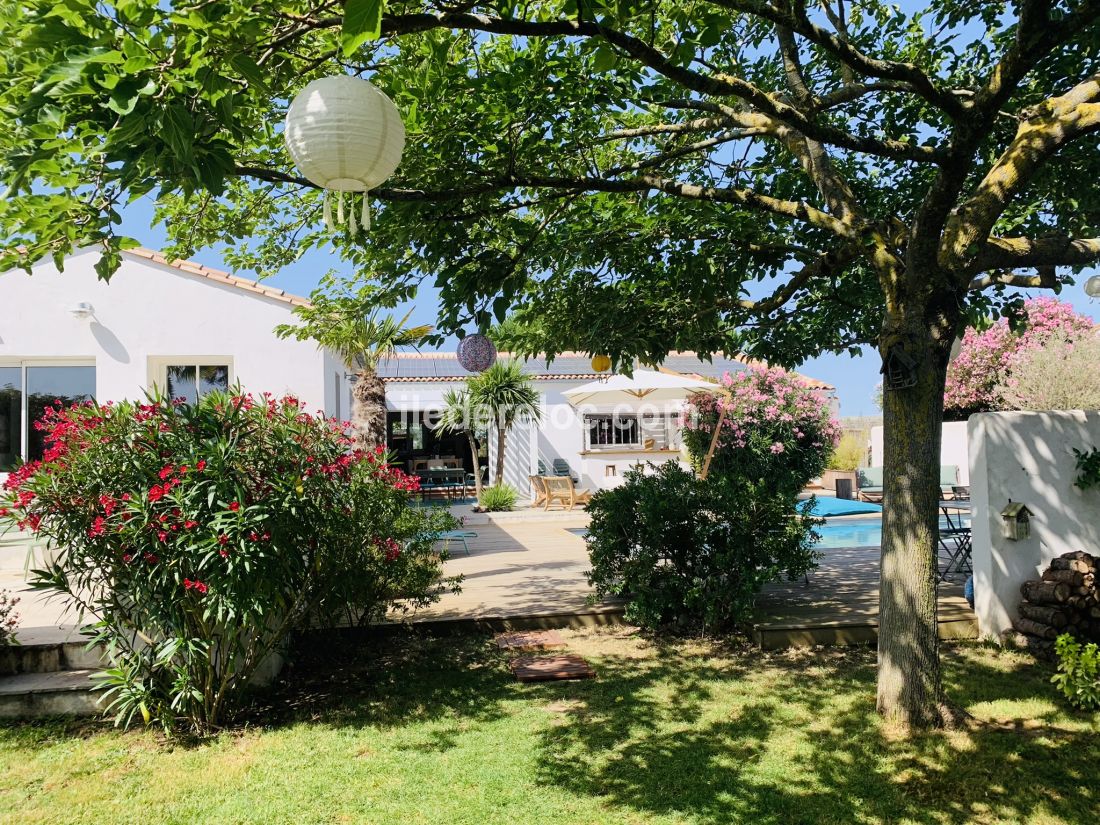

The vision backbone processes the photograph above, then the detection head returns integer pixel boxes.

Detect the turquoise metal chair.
[436,530,477,556]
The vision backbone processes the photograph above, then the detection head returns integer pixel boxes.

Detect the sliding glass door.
[0,363,95,471]
[0,367,20,472]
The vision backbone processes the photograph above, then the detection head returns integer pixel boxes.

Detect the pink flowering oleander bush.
[945,297,1097,418]
[0,390,458,733]
[681,366,842,499]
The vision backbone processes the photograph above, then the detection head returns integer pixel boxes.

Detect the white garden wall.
[870,420,970,484]
[968,411,1100,639]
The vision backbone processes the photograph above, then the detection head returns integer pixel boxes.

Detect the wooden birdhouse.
[881,347,918,391]
[1000,501,1033,541]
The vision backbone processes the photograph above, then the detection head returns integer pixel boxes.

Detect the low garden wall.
[969,411,1100,639]
[871,420,970,485]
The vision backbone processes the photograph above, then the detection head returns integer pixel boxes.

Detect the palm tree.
[467,359,541,486]
[278,308,431,450]
[435,387,487,500]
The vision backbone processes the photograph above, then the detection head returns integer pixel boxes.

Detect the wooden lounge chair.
[529,475,549,508]
[542,475,593,511]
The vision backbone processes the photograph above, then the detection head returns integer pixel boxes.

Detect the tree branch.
[971,235,1100,272]
[271,9,941,162]
[943,72,1100,271]
[967,268,1060,292]
[707,0,967,118]
[726,245,859,315]
[235,164,857,238]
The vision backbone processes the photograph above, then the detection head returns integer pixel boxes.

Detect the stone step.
[0,669,106,718]
[0,637,106,676]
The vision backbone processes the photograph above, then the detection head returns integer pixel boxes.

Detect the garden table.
[937,500,972,583]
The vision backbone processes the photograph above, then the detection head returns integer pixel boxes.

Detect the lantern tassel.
[362,194,370,232]
[337,192,346,225]
[349,199,358,234]
[322,191,333,231]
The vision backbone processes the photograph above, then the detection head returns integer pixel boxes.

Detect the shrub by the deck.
[587,367,835,631]
[587,462,818,630]
[0,392,457,732]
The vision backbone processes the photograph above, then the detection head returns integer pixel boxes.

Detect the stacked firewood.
[1012,551,1100,656]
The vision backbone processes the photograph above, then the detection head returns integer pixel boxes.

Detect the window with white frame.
[585,414,641,448]
[152,360,231,405]
[0,362,96,471]
[583,412,678,451]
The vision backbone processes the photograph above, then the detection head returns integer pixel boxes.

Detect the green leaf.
[229,54,267,93]
[341,0,384,57]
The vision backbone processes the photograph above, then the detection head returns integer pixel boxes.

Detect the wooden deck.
[748,545,977,649]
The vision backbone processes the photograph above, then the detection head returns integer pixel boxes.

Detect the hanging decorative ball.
[284,75,405,235]
[591,354,611,373]
[457,334,497,373]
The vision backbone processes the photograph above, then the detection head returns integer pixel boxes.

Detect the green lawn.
[1,628,1097,825]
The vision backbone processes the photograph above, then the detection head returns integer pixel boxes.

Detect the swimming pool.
[812,517,883,549]
[811,515,971,549]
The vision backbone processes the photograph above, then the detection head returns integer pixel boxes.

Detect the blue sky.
[120,197,1099,419]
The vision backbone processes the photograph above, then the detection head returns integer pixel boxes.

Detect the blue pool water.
[812,517,883,549]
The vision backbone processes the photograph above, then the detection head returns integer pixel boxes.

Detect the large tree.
[3,0,1100,726]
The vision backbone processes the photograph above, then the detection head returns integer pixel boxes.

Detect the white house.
[0,247,347,475]
[1,247,836,495]
[381,352,836,494]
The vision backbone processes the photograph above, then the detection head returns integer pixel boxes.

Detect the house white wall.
[968,411,1100,639]
[384,376,696,497]
[870,420,970,485]
[0,248,330,412]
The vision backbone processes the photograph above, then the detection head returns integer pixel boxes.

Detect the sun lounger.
[542,475,593,511]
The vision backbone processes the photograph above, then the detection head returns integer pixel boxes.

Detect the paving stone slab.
[510,654,595,682]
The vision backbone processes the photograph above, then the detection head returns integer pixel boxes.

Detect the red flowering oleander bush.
[0,391,458,732]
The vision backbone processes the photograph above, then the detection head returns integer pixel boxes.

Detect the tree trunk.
[466,432,483,499]
[494,426,507,487]
[876,301,960,729]
[351,369,387,451]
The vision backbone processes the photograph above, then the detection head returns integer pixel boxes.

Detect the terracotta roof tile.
[125,247,311,308]
[384,374,602,383]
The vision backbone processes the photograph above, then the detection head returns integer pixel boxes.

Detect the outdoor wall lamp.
[68,302,95,320]
[1000,501,1033,541]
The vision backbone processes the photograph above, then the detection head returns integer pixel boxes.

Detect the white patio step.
[0,669,106,718]
[0,637,106,676]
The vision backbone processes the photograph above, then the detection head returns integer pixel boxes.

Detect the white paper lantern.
[284,75,405,233]
[1086,274,1100,298]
